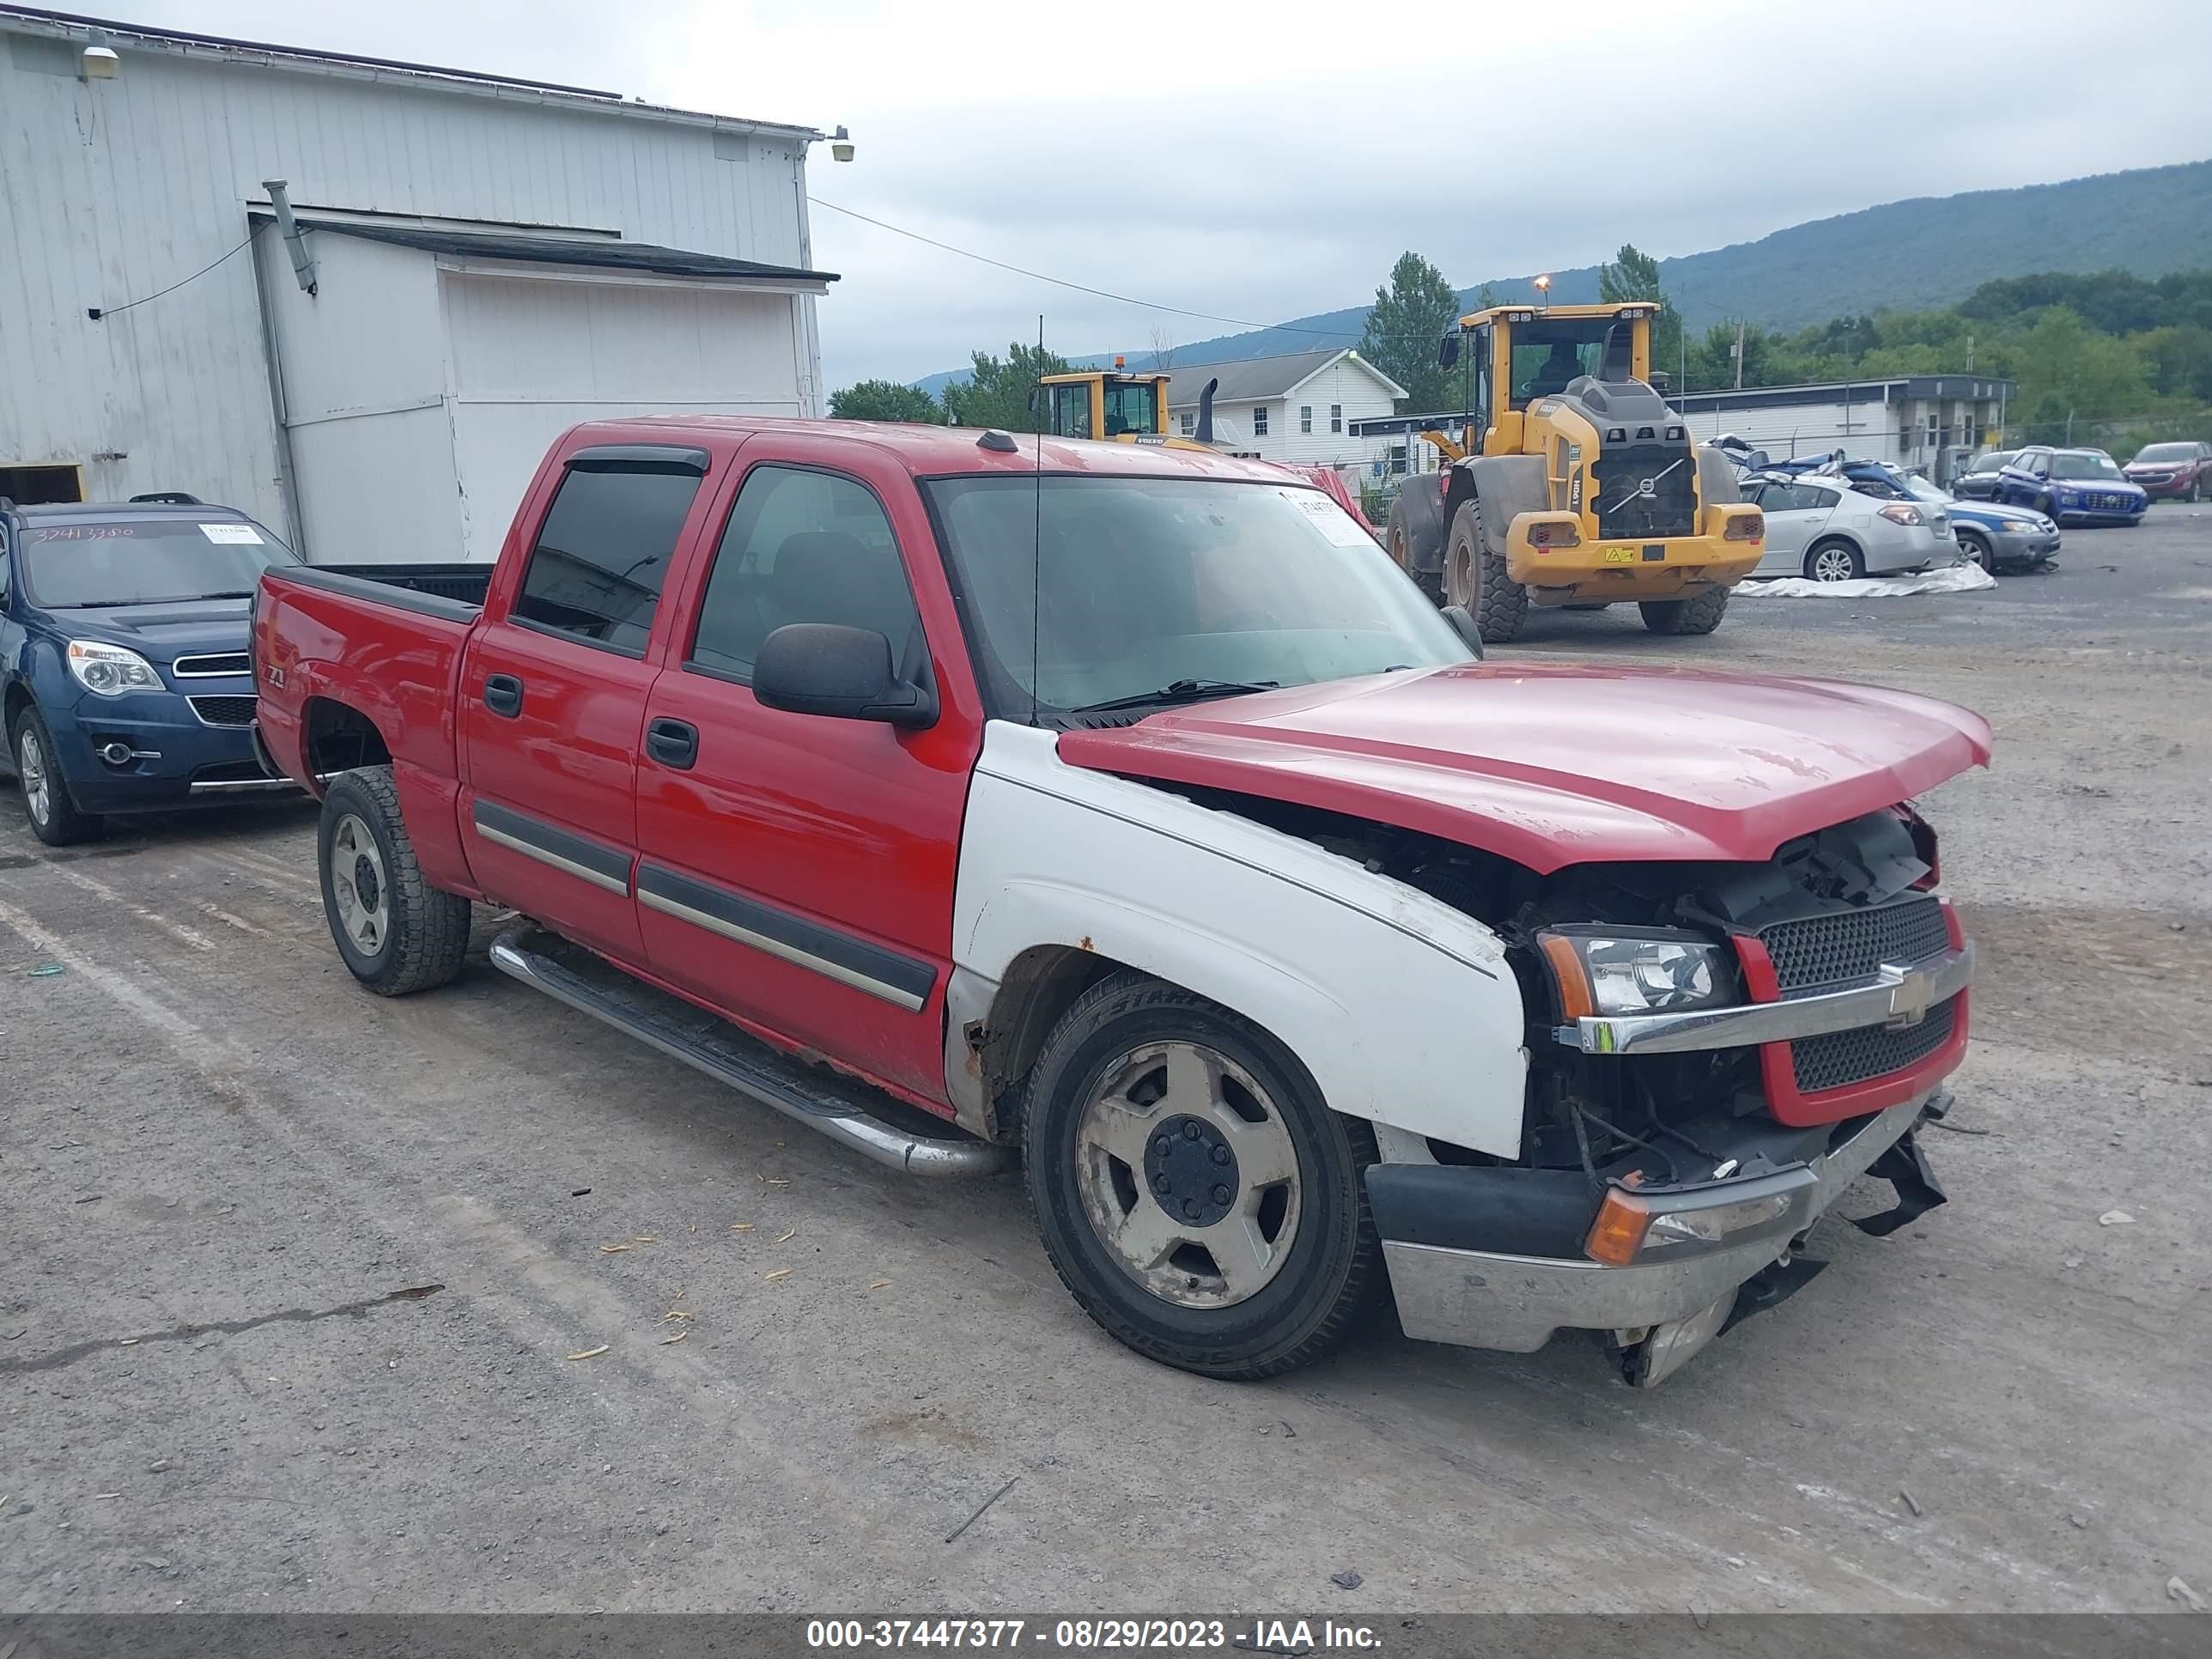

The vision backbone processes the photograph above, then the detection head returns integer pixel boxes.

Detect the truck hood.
[40,599,252,665]
[1055,664,1991,873]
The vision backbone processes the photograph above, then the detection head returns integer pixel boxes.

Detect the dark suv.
[2,496,302,844]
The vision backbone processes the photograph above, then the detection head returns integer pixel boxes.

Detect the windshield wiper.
[61,592,254,608]
[1072,678,1279,714]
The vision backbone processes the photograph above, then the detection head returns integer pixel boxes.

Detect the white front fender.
[953,724,1529,1157]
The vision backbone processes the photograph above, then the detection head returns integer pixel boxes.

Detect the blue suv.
[2,495,304,845]
[1993,447,2147,526]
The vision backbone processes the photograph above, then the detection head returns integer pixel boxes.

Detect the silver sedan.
[1742,473,1960,581]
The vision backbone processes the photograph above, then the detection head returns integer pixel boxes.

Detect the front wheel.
[1446,500,1526,642]
[1022,971,1383,1380]
[1804,539,1865,583]
[10,706,103,847]
[317,766,471,995]
[1957,532,1991,571]
[1639,589,1729,634]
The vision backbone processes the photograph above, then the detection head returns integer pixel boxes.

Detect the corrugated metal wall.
[0,21,818,531]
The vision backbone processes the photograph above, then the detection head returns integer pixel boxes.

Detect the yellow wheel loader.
[1359,301,1765,642]
[1036,360,1224,450]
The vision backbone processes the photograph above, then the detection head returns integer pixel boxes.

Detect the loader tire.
[1446,500,1526,643]
[1639,589,1730,635]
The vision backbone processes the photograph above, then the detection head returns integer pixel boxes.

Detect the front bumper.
[1986,525,2060,562]
[1376,1091,1932,1364]
[46,685,299,812]
[2124,476,2191,499]
[2051,498,2146,525]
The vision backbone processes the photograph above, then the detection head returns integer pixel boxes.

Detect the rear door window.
[511,460,705,653]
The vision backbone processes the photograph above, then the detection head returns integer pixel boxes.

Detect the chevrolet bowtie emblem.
[1883,962,1934,1029]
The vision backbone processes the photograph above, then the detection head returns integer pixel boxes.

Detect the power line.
[807,196,1375,343]
[88,228,258,321]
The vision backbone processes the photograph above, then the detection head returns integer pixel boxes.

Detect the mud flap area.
[1850,1131,1948,1238]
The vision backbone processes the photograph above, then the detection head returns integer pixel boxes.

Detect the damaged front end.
[1364,805,1970,1387]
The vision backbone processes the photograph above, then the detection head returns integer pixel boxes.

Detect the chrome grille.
[173,652,251,678]
[1791,996,1957,1093]
[188,694,258,727]
[1758,896,1948,996]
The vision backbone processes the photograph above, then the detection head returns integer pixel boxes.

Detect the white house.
[0,6,836,562]
[1162,349,1407,471]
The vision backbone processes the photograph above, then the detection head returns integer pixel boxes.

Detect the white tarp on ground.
[1736,563,1997,599]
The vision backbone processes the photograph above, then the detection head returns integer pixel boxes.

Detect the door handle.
[483,673,524,718]
[646,717,699,770]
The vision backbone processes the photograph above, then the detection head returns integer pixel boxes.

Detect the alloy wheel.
[327,812,391,958]
[1809,544,1858,582]
[1073,1039,1303,1309]
[18,727,50,826]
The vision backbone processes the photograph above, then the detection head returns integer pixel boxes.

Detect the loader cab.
[1039,368,1170,442]
[1437,302,1656,457]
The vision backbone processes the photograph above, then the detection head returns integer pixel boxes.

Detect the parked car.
[1,496,305,844]
[2122,440,2211,503]
[1893,474,2058,572]
[1739,471,1959,581]
[254,418,1988,1390]
[1994,447,2147,525]
[1950,451,2015,501]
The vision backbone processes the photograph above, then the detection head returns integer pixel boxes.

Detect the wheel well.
[304,697,392,779]
[975,944,1127,1135]
[1807,533,1862,557]
[3,680,30,734]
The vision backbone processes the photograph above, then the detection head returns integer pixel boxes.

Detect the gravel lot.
[3,510,2209,1614]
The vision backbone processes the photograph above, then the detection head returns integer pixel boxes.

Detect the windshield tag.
[200,523,264,544]
[1279,487,1371,548]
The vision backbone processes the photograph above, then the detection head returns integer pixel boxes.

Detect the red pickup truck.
[254,416,1989,1388]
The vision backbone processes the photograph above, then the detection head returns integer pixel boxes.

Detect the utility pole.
[1732,318,1746,390]
[2065,408,2075,445]
[1965,334,1975,372]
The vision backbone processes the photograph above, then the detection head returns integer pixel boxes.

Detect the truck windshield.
[1102,380,1158,437]
[923,476,1470,719]
[1509,319,1621,404]
[22,519,299,608]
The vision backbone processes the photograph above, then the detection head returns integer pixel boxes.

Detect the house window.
[1329,404,1342,434]
[1253,406,1269,437]
[1300,405,1312,434]
[1179,411,1195,436]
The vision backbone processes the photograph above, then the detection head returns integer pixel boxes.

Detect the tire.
[1445,499,1525,643]
[2034,492,2054,519]
[1804,539,1864,583]
[1021,969,1384,1381]
[1957,531,1991,571]
[2187,480,2200,504]
[316,765,471,995]
[1639,589,1729,635]
[9,705,104,847]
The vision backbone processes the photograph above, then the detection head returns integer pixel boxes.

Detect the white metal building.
[1161,350,1407,469]
[1669,376,2014,483]
[0,6,835,562]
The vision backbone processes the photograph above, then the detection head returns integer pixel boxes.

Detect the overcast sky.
[124,0,2212,389]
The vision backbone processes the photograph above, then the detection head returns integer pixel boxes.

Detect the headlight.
[67,640,164,696]
[1538,930,1740,1020]
[1876,503,1925,526]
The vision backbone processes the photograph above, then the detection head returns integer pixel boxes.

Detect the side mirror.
[1437,332,1462,371]
[752,623,937,728]
[1027,387,1042,415]
[1440,604,1486,659]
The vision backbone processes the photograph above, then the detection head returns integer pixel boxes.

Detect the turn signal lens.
[1586,1190,1654,1266]
[1539,933,1595,1022]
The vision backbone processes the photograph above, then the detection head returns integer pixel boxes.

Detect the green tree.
[828,379,945,423]
[940,342,1073,434]
[1359,252,1463,413]
[1597,243,1681,378]
[2011,307,2154,428]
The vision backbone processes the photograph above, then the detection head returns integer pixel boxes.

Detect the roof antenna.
[1030,313,1045,728]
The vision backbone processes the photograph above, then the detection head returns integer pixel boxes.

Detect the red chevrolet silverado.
[254,417,1990,1388]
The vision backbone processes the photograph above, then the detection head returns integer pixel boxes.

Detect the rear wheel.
[1446,499,1525,643]
[317,766,471,995]
[1805,539,1864,583]
[9,706,103,847]
[1022,970,1383,1381]
[1639,590,1729,635]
